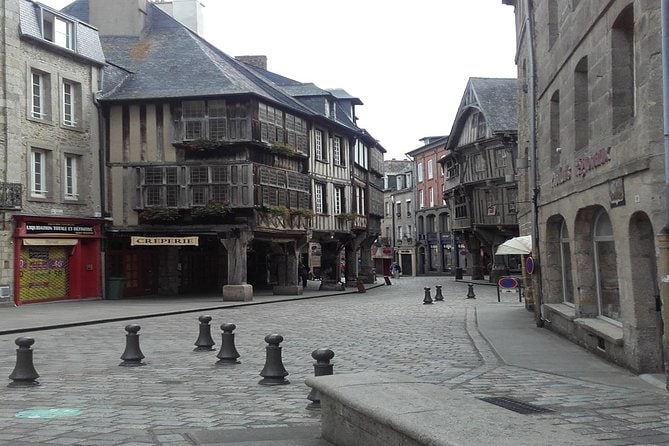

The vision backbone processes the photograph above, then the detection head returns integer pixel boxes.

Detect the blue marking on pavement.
[15,408,82,419]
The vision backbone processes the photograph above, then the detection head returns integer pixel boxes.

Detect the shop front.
[14,216,104,305]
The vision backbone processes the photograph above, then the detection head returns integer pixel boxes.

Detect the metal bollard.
[259,334,289,385]
[8,337,39,387]
[307,348,335,410]
[423,287,433,305]
[216,323,241,365]
[194,315,216,352]
[434,285,444,301]
[467,283,476,299]
[120,324,145,367]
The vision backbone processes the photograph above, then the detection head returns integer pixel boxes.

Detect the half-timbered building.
[439,77,519,280]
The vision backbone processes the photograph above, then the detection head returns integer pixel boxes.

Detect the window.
[355,186,365,215]
[417,162,424,183]
[612,5,635,130]
[314,130,325,161]
[419,189,425,209]
[548,0,558,48]
[454,191,467,219]
[385,200,391,217]
[550,90,561,166]
[30,148,49,198]
[62,80,81,128]
[314,183,325,214]
[427,160,433,179]
[474,154,486,172]
[64,154,79,200]
[143,166,180,207]
[429,187,434,207]
[445,159,459,179]
[258,103,281,144]
[333,136,342,165]
[574,57,589,150]
[354,140,368,168]
[182,100,231,141]
[396,201,401,217]
[406,200,412,217]
[42,10,74,50]
[31,71,50,120]
[333,186,343,215]
[396,175,404,190]
[560,220,574,304]
[594,211,620,321]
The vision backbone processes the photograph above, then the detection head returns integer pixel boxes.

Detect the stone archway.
[628,211,663,372]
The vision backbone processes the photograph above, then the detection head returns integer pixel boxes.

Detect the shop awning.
[495,235,532,255]
[23,238,79,246]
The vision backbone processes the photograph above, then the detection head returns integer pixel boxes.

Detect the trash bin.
[455,268,463,280]
[106,277,125,300]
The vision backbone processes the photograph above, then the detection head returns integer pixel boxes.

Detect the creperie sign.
[131,236,199,246]
[552,147,612,188]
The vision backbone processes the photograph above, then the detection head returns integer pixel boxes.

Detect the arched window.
[574,57,589,150]
[612,4,635,130]
[593,211,620,321]
[560,221,574,304]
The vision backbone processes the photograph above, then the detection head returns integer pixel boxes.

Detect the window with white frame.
[356,186,365,215]
[64,154,79,200]
[396,175,404,190]
[419,189,425,209]
[183,100,229,141]
[427,159,433,179]
[62,80,81,128]
[30,71,51,121]
[333,136,342,165]
[30,148,49,198]
[406,200,412,216]
[429,187,434,207]
[417,162,424,183]
[314,182,325,214]
[143,166,180,207]
[42,10,74,50]
[354,140,368,168]
[385,200,390,217]
[333,186,344,215]
[314,130,325,161]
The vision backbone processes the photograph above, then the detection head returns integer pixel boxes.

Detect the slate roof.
[20,0,104,65]
[61,0,313,116]
[469,77,517,133]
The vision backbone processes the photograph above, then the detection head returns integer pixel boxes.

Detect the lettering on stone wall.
[551,147,612,188]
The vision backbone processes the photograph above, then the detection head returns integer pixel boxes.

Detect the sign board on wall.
[131,236,199,246]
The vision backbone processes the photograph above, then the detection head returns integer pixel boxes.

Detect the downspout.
[522,0,544,326]
[658,0,669,389]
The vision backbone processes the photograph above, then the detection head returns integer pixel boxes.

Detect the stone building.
[407,136,453,276]
[505,1,665,373]
[380,159,415,276]
[0,0,104,306]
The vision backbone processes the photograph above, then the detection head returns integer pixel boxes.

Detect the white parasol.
[495,235,532,255]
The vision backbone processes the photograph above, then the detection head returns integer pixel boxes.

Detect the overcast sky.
[41,0,519,159]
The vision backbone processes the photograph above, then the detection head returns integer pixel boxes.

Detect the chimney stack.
[88,0,148,37]
[235,55,268,71]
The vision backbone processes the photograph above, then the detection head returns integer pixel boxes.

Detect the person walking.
[298,263,309,288]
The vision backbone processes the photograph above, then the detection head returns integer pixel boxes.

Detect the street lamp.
[390,195,396,261]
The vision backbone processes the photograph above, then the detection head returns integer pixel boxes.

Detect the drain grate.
[479,397,553,415]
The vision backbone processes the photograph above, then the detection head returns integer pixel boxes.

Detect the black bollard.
[467,283,476,299]
[434,285,444,301]
[307,348,335,410]
[8,337,39,387]
[120,324,145,367]
[194,315,216,351]
[423,287,433,304]
[259,334,289,385]
[216,323,241,365]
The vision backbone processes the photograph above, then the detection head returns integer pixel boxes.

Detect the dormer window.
[42,10,74,50]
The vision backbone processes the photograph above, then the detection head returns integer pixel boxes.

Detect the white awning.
[23,238,79,246]
[495,235,532,255]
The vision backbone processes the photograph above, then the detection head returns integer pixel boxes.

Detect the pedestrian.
[298,263,309,288]
[391,262,401,279]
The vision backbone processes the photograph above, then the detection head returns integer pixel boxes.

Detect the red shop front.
[14,216,104,305]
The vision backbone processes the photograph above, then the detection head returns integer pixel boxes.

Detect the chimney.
[88,0,148,37]
[235,55,268,70]
[152,0,205,35]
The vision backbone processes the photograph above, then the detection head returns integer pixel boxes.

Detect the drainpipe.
[657,0,669,389]
[521,0,543,326]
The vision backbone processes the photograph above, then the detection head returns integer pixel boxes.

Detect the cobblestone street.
[1,277,669,445]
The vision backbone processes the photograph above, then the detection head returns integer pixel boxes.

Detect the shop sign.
[131,236,199,246]
[551,147,612,188]
[26,223,95,235]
